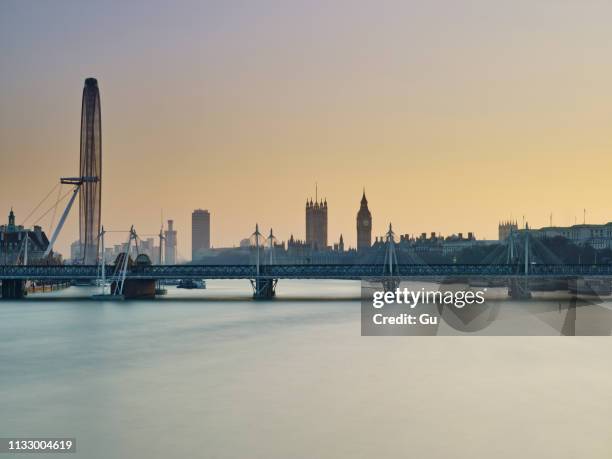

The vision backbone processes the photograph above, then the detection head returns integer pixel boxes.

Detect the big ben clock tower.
[356,189,372,251]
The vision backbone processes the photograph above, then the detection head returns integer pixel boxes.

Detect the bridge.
[3,218,612,300]
[2,262,612,300]
[2,263,612,281]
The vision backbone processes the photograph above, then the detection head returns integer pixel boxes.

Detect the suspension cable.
[31,187,75,227]
[21,182,61,226]
[48,183,63,235]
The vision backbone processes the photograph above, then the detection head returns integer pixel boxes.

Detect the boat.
[177,279,206,289]
[161,279,181,286]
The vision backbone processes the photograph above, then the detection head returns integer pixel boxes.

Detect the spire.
[8,207,15,228]
[361,188,368,206]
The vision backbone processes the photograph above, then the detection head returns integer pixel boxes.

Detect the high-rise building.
[306,198,328,250]
[79,78,102,264]
[356,189,372,251]
[192,209,210,261]
[164,219,177,264]
[138,237,157,263]
[70,240,82,262]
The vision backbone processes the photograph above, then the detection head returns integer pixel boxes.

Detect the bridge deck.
[1,264,612,280]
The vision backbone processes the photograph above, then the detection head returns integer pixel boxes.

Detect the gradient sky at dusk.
[2,0,612,258]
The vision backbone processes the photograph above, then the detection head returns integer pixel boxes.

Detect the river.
[1,280,611,458]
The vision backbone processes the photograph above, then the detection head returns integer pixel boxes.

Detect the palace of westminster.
[297,189,372,253]
[282,189,481,261]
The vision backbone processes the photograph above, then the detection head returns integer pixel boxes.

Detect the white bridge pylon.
[381,222,400,292]
[92,226,147,300]
[249,223,277,299]
[505,223,548,276]
[42,176,99,258]
[383,223,399,277]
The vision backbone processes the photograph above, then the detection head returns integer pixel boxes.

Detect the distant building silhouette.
[333,234,345,252]
[306,197,328,250]
[356,189,372,251]
[164,219,177,264]
[139,237,157,264]
[192,209,210,261]
[498,220,518,241]
[288,234,310,257]
[0,209,51,265]
[70,240,82,262]
[519,222,612,249]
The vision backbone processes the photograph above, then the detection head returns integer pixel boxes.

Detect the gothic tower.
[498,220,518,241]
[356,189,372,251]
[305,198,328,250]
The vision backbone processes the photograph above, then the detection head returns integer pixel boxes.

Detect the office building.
[164,219,177,264]
[192,209,211,261]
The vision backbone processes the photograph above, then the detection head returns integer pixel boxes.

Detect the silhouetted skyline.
[3,1,612,257]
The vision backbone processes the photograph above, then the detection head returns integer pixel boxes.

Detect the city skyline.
[4,1,612,258]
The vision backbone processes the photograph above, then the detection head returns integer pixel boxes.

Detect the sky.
[2,0,612,259]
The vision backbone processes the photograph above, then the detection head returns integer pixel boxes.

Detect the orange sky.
[2,1,612,259]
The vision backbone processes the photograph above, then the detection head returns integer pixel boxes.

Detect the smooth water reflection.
[1,280,611,458]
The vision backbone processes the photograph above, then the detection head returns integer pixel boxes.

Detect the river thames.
[1,280,611,458]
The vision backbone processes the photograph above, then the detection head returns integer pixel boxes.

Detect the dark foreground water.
[1,280,611,458]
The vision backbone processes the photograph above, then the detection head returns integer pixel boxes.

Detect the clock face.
[363,220,369,226]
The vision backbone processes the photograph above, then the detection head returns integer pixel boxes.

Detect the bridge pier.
[112,279,157,299]
[251,278,277,300]
[382,278,400,293]
[1,280,26,299]
[508,278,531,300]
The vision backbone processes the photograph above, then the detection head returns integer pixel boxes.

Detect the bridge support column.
[508,278,531,300]
[382,278,400,293]
[1,280,26,299]
[112,279,157,299]
[251,278,277,300]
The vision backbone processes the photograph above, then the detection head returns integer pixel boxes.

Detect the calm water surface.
[1,280,611,458]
